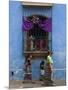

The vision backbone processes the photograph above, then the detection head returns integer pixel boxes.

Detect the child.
[40,61,45,81]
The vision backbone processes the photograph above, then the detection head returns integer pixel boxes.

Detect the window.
[23,15,52,57]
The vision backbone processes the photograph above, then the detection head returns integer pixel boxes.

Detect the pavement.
[9,80,66,89]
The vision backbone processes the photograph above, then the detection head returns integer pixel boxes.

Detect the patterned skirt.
[45,63,52,80]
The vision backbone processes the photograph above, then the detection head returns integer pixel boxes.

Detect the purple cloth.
[38,18,52,32]
[23,18,52,32]
[23,18,33,31]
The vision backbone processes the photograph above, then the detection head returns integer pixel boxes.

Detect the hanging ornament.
[31,16,39,24]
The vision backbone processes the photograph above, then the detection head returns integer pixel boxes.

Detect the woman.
[45,51,53,82]
[24,55,32,80]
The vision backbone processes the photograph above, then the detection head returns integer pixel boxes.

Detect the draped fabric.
[39,18,52,32]
[23,18,33,31]
[23,17,52,32]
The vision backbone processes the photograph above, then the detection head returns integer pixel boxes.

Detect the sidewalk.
[9,80,66,89]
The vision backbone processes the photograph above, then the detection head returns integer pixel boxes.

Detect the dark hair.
[47,51,53,55]
[40,61,44,69]
[40,61,44,65]
[26,54,30,59]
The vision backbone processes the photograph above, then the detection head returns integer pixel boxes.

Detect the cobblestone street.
[9,80,66,89]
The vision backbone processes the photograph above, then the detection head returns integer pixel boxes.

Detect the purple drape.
[39,18,52,32]
[23,18,52,32]
[23,18,33,31]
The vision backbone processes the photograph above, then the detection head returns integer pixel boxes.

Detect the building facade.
[9,1,66,80]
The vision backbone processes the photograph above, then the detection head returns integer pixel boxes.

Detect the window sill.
[24,50,48,57]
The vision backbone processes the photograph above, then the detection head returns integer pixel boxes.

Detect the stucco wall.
[9,1,24,80]
[9,1,66,80]
[52,4,66,80]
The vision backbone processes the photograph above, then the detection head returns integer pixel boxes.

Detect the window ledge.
[24,51,48,57]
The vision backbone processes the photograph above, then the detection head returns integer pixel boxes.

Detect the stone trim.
[21,1,53,6]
